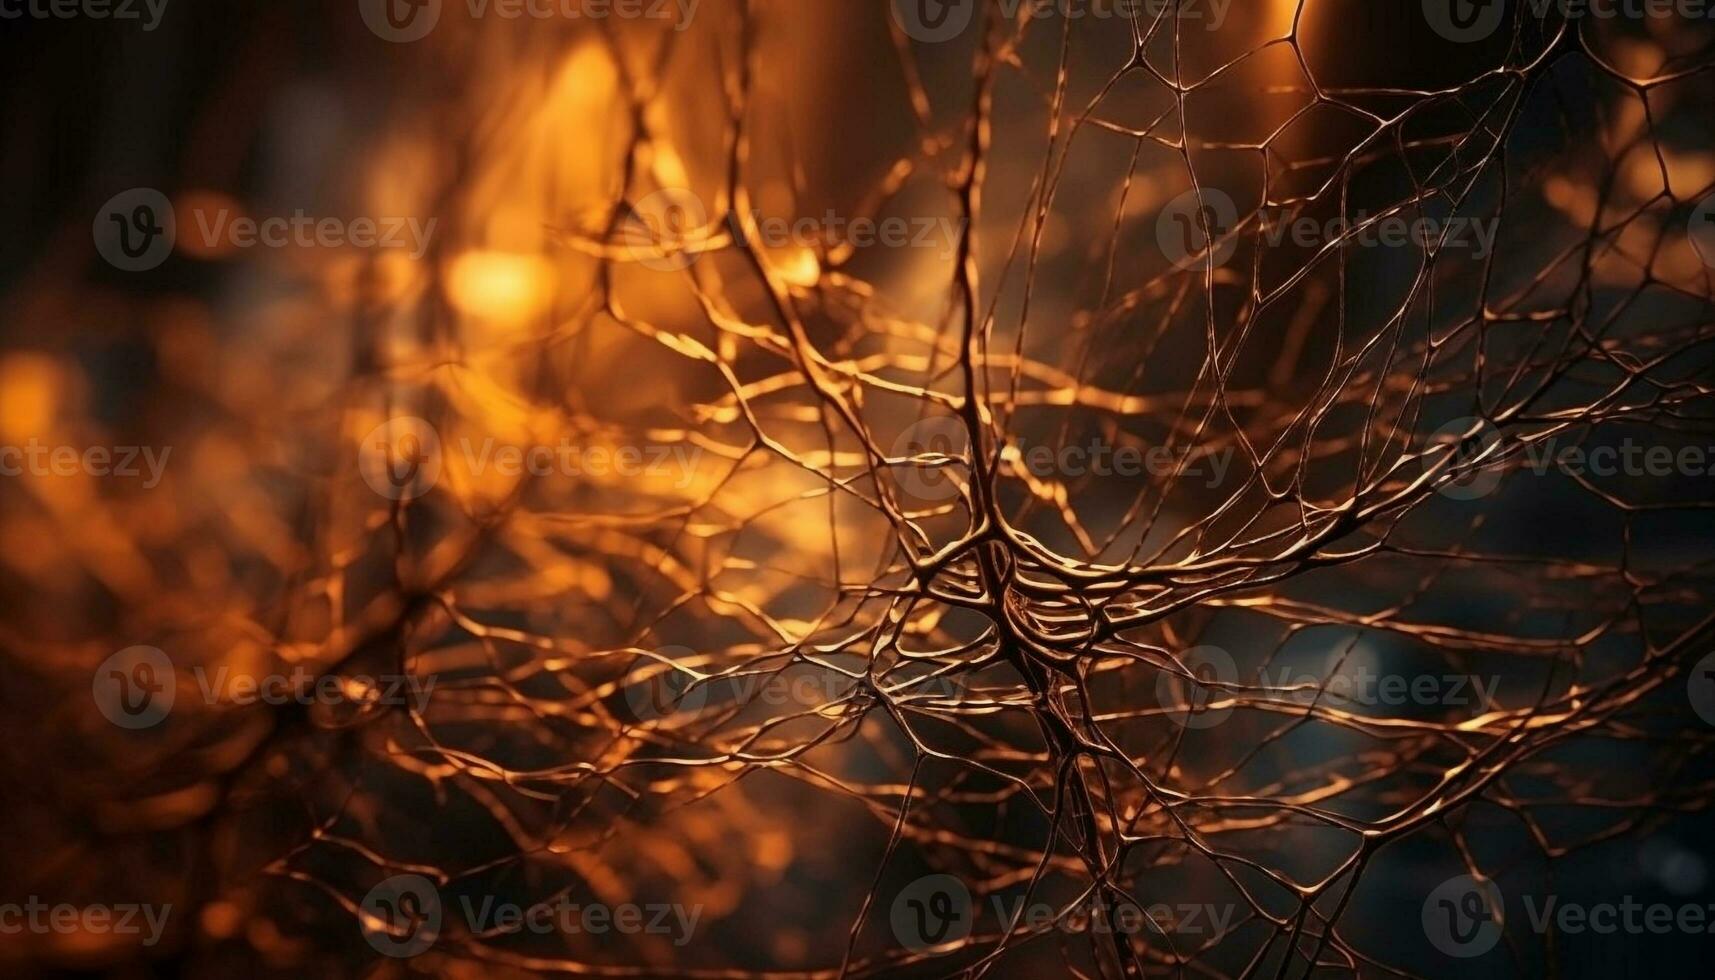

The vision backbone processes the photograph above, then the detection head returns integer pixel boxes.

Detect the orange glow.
[445,250,555,324]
